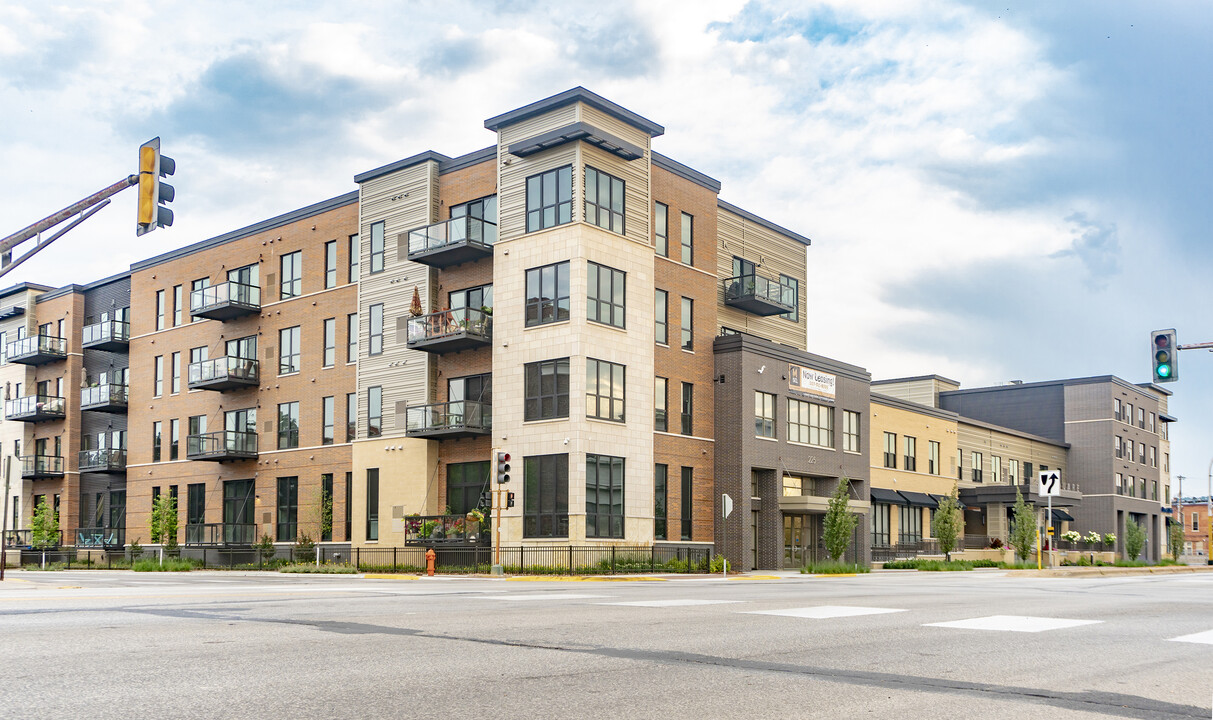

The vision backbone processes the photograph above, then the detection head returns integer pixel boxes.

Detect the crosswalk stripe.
[743,606,906,619]
[1168,629,1213,645]
[602,599,741,607]
[925,615,1101,633]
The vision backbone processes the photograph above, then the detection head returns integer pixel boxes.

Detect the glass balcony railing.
[81,320,130,351]
[721,274,797,316]
[186,430,258,461]
[188,356,259,391]
[76,527,125,547]
[406,307,492,353]
[21,455,64,479]
[406,217,497,267]
[5,334,66,364]
[189,281,261,320]
[80,384,128,412]
[79,448,127,473]
[5,395,66,422]
[184,523,258,546]
[405,401,491,438]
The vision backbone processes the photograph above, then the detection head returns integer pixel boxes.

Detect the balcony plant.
[1103,532,1117,547]
[405,513,422,534]
[1084,530,1102,546]
[466,508,485,524]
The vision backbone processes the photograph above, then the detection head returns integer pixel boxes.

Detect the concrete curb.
[1004,565,1213,578]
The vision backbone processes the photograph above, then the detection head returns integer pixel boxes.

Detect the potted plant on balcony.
[466,508,485,524]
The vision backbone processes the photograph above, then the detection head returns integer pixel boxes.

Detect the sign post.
[721,494,733,576]
[1039,469,1061,568]
[1,456,9,580]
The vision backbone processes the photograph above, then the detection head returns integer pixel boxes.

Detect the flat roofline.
[439,146,496,175]
[958,415,1070,449]
[940,375,1153,398]
[484,86,665,137]
[133,191,359,272]
[717,199,811,247]
[713,332,870,381]
[36,284,85,302]
[354,150,450,185]
[870,392,959,422]
[0,282,53,300]
[652,152,721,193]
[873,374,962,387]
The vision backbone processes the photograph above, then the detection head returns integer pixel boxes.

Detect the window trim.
[584,165,625,235]
[525,165,573,233]
[587,261,626,329]
[585,454,625,539]
[525,261,571,328]
[654,202,669,257]
[369,221,385,274]
[524,358,570,422]
[680,212,693,265]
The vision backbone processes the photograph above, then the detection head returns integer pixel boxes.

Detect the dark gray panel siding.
[940,385,1066,443]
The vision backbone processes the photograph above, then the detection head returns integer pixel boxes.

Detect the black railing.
[405,401,491,436]
[187,356,259,387]
[5,394,66,421]
[4,334,66,362]
[403,515,488,545]
[186,430,258,460]
[963,534,995,549]
[76,527,125,547]
[4,529,62,549]
[79,448,127,473]
[80,383,128,410]
[81,320,130,348]
[407,216,497,256]
[183,522,259,546]
[350,544,715,574]
[406,307,492,347]
[721,274,796,315]
[21,454,64,478]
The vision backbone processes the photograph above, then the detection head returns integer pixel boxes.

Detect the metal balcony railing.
[21,455,64,479]
[187,356,259,391]
[5,334,67,364]
[189,281,261,320]
[81,320,130,351]
[406,307,492,353]
[76,527,125,548]
[406,216,497,268]
[184,523,258,546]
[79,448,127,473]
[403,515,488,545]
[5,395,66,422]
[721,274,796,316]
[405,401,491,438]
[186,430,258,461]
[4,529,63,549]
[80,384,128,413]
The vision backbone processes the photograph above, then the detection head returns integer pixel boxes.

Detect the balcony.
[188,356,259,391]
[21,455,64,480]
[406,308,492,354]
[76,527,125,548]
[404,514,489,545]
[79,448,127,474]
[186,430,258,461]
[184,523,257,546]
[721,274,796,316]
[80,384,128,413]
[405,401,491,439]
[5,395,66,423]
[189,281,261,321]
[4,529,63,549]
[81,320,130,352]
[406,216,497,268]
[5,334,66,365]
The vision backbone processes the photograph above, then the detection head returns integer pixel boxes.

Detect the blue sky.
[1,0,1210,496]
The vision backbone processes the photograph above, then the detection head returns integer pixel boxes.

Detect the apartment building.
[0,282,51,541]
[1176,498,1210,559]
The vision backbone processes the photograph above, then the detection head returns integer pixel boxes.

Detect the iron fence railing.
[186,430,258,459]
[402,515,489,545]
[183,522,258,546]
[78,448,127,472]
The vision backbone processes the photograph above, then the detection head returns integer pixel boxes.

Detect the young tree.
[1009,487,1038,563]
[160,494,179,551]
[934,484,963,561]
[823,477,859,563]
[319,487,333,542]
[1170,520,1186,562]
[30,497,59,550]
[1124,518,1145,561]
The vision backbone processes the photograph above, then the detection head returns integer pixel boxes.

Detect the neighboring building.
[939,376,1171,562]
[1176,498,1211,560]
[0,282,51,541]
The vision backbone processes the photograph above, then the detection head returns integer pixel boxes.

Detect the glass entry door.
[783,514,822,568]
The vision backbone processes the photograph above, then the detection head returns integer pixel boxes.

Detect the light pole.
[1207,459,1212,565]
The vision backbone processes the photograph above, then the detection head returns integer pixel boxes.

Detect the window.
[346,393,357,442]
[526,165,572,233]
[584,166,625,234]
[366,468,379,541]
[1138,406,1145,429]
[450,194,498,222]
[586,454,624,539]
[348,234,359,283]
[370,221,385,273]
[899,506,922,543]
[587,262,625,328]
[655,377,668,432]
[971,452,983,482]
[991,456,1002,483]
[190,278,210,322]
[322,396,334,445]
[654,464,668,540]
[1115,473,1123,495]
[871,503,891,546]
[680,212,693,265]
[928,440,940,475]
[347,313,357,363]
[903,436,917,472]
[280,251,302,299]
[276,477,298,542]
[1150,446,1157,468]
[188,414,206,441]
[755,392,775,438]
[524,358,570,421]
[1024,462,1033,482]
[324,241,337,289]
[1115,436,1123,459]
[323,318,335,367]
[173,285,183,326]
[278,402,299,449]
[1125,403,1133,424]
[1139,442,1146,465]
[368,386,382,438]
[843,411,861,453]
[586,358,625,422]
[680,297,693,350]
[654,202,668,257]
[1009,459,1018,484]
[654,289,668,345]
[1114,398,1122,421]
[369,304,383,356]
[185,484,204,535]
[279,326,301,374]
[169,419,179,460]
[525,261,570,326]
[1194,513,1199,532]
[1125,439,1133,463]
[779,275,799,322]
[155,290,166,330]
[170,352,181,394]
[345,472,352,541]
[523,454,569,538]
[789,399,832,447]
[152,421,162,462]
[883,432,897,468]
[449,284,493,314]
[153,355,163,396]
[681,382,693,436]
[681,467,693,540]
[321,474,333,542]
[223,479,254,544]
[447,462,489,516]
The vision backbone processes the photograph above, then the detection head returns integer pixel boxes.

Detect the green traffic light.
[1157,364,1171,378]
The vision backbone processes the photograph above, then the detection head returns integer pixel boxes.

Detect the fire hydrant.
[425,548,436,577]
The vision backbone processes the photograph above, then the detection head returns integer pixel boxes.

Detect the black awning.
[870,487,906,505]
[929,493,966,511]
[1051,508,1075,522]
[899,491,938,508]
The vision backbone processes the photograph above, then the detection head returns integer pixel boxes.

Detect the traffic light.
[1151,329,1178,383]
[478,491,492,510]
[495,451,511,484]
[137,137,175,236]
[507,492,515,508]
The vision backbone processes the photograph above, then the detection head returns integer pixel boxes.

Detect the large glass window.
[899,506,922,544]
[681,467,693,540]
[870,503,890,546]
[323,318,335,367]
[280,251,302,299]
[655,377,668,432]
[447,462,490,516]
[584,166,625,234]
[680,212,693,265]
[681,382,693,435]
[171,352,181,394]
[450,194,498,222]
[347,313,357,363]
[370,221,385,273]
[223,479,255,544]
[586,359,625,422]
[321,474,333,542]
[525,261,570,327]
[346,392,357,442]
[153,355,163,396]
[279,326,301,374]
[322,396,334,445]
[991,456,1002,483]
[928,440,940,475]
[276,476,298,542]
[169,419,179,460]
[680,297,693,350]
[654,202,668,257]
[324,241,337,289]
[789,399,833,447]
[155,290,165,330]
[654,289,668,345]
[368,386,382,437]
[971,452,983,482]
[450,284,493,313]
[587,262,625,328]
[523,454,568,538]
[278,402,299,449]
[755,392,775,438]
[654,464,668,541]
[366,468,379,541]
[369,304,383,356]
[526,166,572,233]
[190,278,210,322]
[524,358,570,421]
[586,454,624,539]
[780,275,799,322]
[904,436,917,472]
[843,411,860,453]
[348,233,359,283]
[173,285,183,326]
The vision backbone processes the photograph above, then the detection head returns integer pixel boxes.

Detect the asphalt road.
[1,568,1211,719]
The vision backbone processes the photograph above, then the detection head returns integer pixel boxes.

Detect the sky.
[1,0,1211,496]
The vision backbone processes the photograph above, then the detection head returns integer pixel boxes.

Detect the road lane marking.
[476,593,609,601]
[1168,629,1213,645]
[925,615,1102,633]
[602,599,742,608]
[743,606,906,619]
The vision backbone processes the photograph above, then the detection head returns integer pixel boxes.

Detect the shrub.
[1158,557,1183,566]
[934,485,963,560]
[878,558,973,571]
[823,478,858,561]
[1113,559,1147,568]
[294,533,315,553]
[1124,520,1145,561]
[1009,488,1037,562]
[133,557,193,572]
[30,497,59,550]
[709,555,727,573]
[880,559,920,570]
[254,533,276,561]
[279,563,358,574]
[128,538,144,560]
[969,559,1002,568]
[802,560,869,574]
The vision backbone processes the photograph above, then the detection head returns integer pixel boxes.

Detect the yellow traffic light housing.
[137,137,175,236]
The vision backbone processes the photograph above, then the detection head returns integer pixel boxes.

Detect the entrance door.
[784,515,807,568]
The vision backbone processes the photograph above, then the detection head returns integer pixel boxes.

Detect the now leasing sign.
[788,364,836,401]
